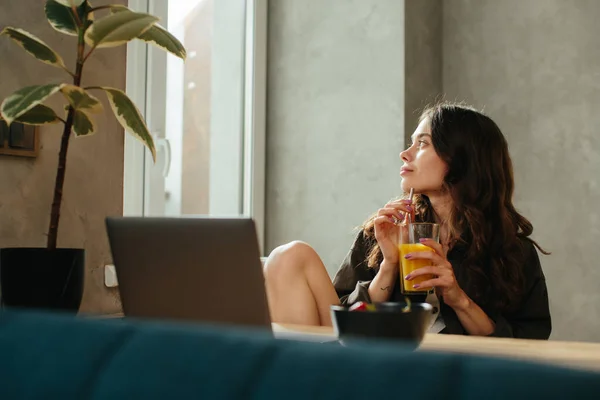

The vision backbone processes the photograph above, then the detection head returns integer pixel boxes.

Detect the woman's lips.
[400,168,413,176]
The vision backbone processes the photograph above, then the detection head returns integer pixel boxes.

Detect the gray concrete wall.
[266,0,600,342]
[404,0,443,143]
[443,0,600,342]
[266,0,406,274]
[0,0,126,314]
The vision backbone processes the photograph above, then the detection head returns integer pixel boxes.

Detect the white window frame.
[243,0,267,254]
[123,0,267,253]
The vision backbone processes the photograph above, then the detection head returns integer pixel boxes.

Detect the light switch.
[104,264,119,288]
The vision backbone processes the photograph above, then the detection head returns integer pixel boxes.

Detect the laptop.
[105,216,335,342]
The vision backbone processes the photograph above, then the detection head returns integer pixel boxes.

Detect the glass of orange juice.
[398,223,440,294]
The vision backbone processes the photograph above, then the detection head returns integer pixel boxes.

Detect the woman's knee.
[263,240,318,280]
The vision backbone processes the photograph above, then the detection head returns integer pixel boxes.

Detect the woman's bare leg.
[263,241,340,326]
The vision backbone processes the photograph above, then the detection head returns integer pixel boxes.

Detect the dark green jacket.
[332,230,552,339]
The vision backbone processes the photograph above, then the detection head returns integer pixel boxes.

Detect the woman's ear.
[446,173,459,184]
[444,164,459,184]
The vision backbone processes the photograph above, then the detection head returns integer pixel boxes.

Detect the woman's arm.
[332,231,376,305]
[404,238,495,336]
[450,292,495,336]
[368,260,398,303]
[408,238,551,339]
[333,232,403,305]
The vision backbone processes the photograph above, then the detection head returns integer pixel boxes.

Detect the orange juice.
[398,243,434,293]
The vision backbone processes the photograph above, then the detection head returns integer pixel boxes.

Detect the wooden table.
[272,323,600,373]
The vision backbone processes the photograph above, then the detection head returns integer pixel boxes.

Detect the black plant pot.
[0,248,84,312]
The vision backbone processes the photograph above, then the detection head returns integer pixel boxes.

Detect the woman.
[263,102,551,339]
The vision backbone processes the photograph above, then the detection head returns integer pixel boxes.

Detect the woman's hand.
[403,238,469,310]
[373,199,413,266]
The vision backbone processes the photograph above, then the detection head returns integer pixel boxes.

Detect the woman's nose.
[400,146,411,162]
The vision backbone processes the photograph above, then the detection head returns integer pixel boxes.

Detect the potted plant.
[0,0,186,312]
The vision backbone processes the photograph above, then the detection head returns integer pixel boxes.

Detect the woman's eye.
[418,140,428,147]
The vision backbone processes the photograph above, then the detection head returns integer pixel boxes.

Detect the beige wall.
[0,0,126,314]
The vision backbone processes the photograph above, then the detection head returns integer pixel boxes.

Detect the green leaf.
[60,85,103,113]
[139,24,186,60]
[108,4,129,12]
[84,11,159,49]
[72,109,95,136]
[14,104,61,125]
[0,27,67,70]
[109,5,186,60]
[91,86,156,161]
[45,0,93,36]
[0,84,64,126]
[53,0,85,6]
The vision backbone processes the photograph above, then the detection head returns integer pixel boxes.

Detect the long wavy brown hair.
[362,102,548,312]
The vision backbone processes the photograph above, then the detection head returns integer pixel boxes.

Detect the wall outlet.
[104,264,119,288]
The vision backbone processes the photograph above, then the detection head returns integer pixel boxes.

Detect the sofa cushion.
[0,310,598,399]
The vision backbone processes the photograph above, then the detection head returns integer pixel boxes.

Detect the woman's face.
[399,118,448,195]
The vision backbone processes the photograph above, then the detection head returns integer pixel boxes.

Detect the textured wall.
[0,0,126,313]
[266,0,406,275]
[444,0,600,342]
[404,0,442,143]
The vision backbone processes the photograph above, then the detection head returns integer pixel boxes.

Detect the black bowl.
[330,302,433,348]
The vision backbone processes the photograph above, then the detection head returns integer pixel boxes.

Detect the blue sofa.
[0,310,598,399]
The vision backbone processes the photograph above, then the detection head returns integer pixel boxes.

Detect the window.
[124,0,267,252]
